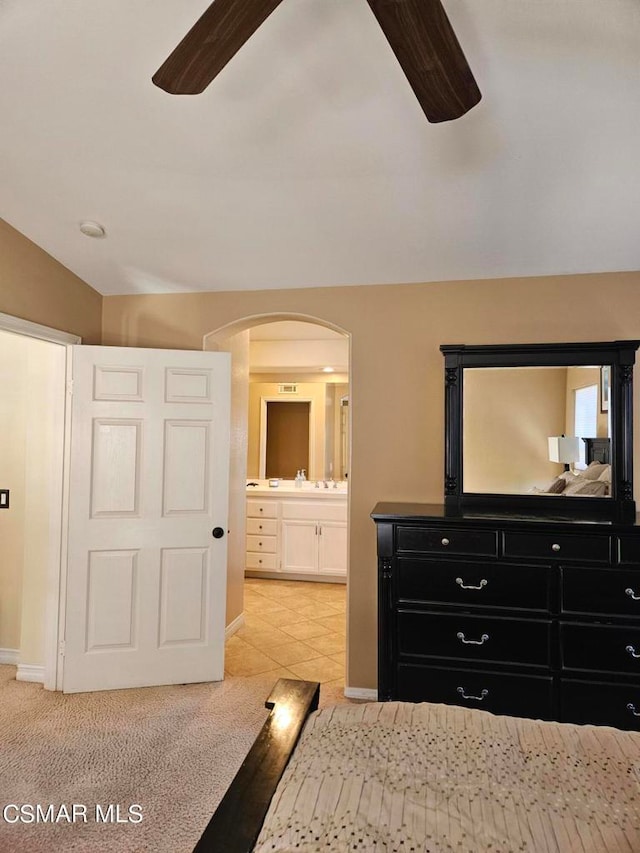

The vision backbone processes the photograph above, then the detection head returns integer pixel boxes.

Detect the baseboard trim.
[225,613,245,639]
[344,686,378,701]
[16,664,45,684]
[0,648,19,666]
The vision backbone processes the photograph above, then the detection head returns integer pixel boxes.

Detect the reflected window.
[574,385,598,470]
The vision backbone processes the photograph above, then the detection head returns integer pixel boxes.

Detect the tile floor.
[225,578,346,689]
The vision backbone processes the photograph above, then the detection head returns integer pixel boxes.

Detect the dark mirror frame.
[440,341,640,522]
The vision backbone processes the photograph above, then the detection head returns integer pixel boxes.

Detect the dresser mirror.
[440,341,639,520]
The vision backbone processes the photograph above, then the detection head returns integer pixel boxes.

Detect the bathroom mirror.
[440,341,639,520]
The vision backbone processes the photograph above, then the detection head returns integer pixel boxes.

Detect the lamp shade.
[548,436,581,464]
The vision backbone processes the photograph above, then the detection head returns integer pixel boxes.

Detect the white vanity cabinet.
[246,490,347,580]
[281,501,347,576]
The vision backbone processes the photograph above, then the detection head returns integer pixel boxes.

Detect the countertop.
[246,479,347,498]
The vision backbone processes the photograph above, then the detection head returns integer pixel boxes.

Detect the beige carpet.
[0,665,350,853]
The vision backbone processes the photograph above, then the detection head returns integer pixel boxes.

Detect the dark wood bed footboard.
[193,678,320,853]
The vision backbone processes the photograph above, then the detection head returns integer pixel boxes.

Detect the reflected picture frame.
[600,365,610,413]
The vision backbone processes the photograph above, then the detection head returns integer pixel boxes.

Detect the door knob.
[212,527,225,539]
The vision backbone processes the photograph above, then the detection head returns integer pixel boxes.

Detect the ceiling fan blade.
[365,0,481,122]
[152,0,286,94]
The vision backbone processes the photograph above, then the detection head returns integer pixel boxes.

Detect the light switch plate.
[0,490,9,508]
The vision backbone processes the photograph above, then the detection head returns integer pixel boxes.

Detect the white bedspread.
[254,701,640,852]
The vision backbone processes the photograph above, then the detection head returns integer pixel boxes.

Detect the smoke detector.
[79,221,106,238]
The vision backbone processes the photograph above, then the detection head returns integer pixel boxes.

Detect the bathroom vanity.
[246,481,347,581]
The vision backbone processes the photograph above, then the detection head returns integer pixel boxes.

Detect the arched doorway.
[204,313,351,693]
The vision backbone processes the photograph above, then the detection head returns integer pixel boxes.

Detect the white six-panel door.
[63,346,230,693]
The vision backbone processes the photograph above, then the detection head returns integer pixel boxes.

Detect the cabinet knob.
[258,559,262,564]
[551,543,561,552]
[626,587,640,601]
[441,538,450,546]
[259,525,262,530]
[259,508,263,513]
[626,645,640,659]
[258,542,262,547]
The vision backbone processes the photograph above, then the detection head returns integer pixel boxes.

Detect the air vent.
[278,384,298,394]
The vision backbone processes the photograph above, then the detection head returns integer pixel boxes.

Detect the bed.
[193,678,640,852]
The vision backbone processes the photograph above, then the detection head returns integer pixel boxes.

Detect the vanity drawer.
[281,501,347,522]
[396,526,498,557]
[397,558,550,611]
[562,566,640,617]
[397,664,554,720]
[503,531,611,563]
[247,500,278,519]
[398,610,551,667]
[246,552,277,570]
[618,536,640,564]
[246,518,277,537]
[246,535,277,553]
[561,679,640,731]
[561,622,640,676]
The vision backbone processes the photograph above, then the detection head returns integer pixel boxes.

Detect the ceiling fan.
[152,0,481,123]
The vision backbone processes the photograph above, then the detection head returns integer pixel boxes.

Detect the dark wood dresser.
[372,502,640,730]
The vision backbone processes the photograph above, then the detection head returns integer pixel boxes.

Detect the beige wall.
[0,218,101,342]
[0,333,27,652]
[0,331,64,666]
[102,270,640,691]
[464,368,567,494]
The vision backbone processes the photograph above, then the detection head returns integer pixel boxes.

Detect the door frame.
[258,396,315,479]
[0,312,80,690]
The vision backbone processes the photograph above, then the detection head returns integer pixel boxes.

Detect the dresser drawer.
[246,535,277,554]
[397,558,550,611]
[503,531,611,563]
[246,552,277,570]
[561,679,640,731]
[246,517,277,537]
[396,664,554,720]
[398,610,551,667]
[561,622,640,676]
[396,526,498,557]
[562,566,640,617]
[618,536,640,564]
[247,500,278,519]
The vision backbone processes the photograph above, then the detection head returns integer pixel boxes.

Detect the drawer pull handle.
[457,631,489,645]
[552,543,561,552]
[441,538,450,546]
[627,703,640,717]
[457,687,489,702]
[456,577,488,591]
[626,588,640,601]
[626,645,640,659]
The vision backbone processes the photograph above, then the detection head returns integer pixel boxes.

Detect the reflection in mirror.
[463,366,611,497]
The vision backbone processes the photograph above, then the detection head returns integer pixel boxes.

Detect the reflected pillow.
[546,477,567,494]
[564,479,608,496]
[582,461,610,481]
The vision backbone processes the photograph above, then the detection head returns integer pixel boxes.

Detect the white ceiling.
[1,0,639,297]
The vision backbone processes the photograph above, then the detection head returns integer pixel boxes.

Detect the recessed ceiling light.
[322,366,335,373]
[79,220,106,238]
